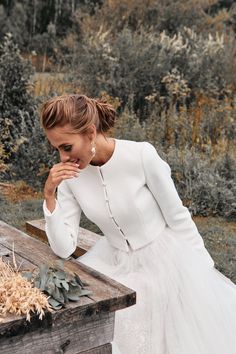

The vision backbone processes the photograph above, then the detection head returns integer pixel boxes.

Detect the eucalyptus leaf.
[54,277,62,288]
[55,270,67,280]
[61,280,69,291]
[31,262,92,310]
[39,264,49,277]
[61,288,69,303]
[67,287,82,297]
[54,259,65,270]
[69,279,78,286]
[79,289,93,296]
[52,286,65,303]
[22,271,33,281]
[74,273,85,287]
[39,265,49,290]
[48,297,63,310]
[45,281,56,295]
[67,294,81,301]
[69,284,82,294]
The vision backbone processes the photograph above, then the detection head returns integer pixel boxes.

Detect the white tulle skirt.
[78,227,236,354]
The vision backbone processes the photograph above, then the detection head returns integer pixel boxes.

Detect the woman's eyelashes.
[63,145,72,152]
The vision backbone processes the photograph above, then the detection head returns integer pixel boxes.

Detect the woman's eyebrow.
[58,143,71,148]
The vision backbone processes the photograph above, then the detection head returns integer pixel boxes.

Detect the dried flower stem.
[0,258,52,322]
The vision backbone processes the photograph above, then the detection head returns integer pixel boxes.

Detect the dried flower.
[0,258,52,322]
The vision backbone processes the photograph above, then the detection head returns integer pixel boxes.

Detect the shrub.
[113,99,236,218]
[0,33,57,188]
[75,27,234,119]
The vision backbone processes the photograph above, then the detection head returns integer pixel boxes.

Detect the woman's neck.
[90,135,115,166]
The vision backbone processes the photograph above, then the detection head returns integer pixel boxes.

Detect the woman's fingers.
[52,162,80,173]
[52,169,79,181]
[44,162,81,197]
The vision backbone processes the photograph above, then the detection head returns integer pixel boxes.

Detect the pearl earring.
[91,142,96,157]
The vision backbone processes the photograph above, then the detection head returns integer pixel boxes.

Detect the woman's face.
[46,124,96,170]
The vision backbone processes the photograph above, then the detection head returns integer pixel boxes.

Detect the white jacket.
[43,139,214,267]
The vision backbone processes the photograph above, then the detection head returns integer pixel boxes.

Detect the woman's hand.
[44,162,80,213]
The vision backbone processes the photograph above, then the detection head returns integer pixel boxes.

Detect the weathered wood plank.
[0,221,136,315]
[0,220,136,354]
[0,243,36,272]
[25,219,100,257]
[80,343,112,354]
[42,343,112,354]
[0,312,114,354]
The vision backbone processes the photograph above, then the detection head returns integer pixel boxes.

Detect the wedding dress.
[44,139,236,353]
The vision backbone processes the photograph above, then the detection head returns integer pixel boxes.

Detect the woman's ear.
[87,124,97,141]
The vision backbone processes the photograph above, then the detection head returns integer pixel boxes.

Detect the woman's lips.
[70,159,80,164]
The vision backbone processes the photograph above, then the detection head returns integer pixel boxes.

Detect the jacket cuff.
[43,199,60,217]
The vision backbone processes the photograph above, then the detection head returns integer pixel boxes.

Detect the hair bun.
[94,99,116,133]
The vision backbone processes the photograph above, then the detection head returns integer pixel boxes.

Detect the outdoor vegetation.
[0,0,236,279]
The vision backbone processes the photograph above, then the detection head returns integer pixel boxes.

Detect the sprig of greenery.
[22,260,92,310]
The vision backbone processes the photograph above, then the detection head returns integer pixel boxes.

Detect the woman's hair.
[40,94,116,134]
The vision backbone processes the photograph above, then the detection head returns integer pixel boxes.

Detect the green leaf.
[45,280,56,295]
[69,279,78,287]
[48,297,63,310]
[39,265,49,290]
[54,259,65,270]
[69,284,82,294]
[52,286,65,303]
[61,280,69,291]
[67,294,81,301]
[79,289,93,296]
[54,277,62,288]
[55,270,66,280]
[22,271,33,281]
[30,262,92,309]
[74,273,85,287]
[61,288,69,303]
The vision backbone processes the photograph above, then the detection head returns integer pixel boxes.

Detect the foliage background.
[0,0,236,219]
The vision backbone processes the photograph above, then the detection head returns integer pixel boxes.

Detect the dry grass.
[0,181,43,203]
[0,257,52,322]
[32,73,81,97]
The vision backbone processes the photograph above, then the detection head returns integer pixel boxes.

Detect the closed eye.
[63,145,72,152]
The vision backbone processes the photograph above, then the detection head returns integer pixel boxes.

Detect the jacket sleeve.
[43,180,81,259]
[141,142,214,267]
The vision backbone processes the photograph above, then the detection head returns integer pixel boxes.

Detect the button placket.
[98,167,128,242]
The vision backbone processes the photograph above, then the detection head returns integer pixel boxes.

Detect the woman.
[41,94,236,354]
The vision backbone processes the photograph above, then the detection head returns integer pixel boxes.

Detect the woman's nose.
[59,151,70,163]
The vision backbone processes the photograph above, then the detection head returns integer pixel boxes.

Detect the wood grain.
[80,343,112,354]
[25,219,101,257]
[0,220,137,353]
[0,312,114,354]
[0,221,136,323]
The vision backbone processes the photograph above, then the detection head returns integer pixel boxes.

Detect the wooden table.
[0,221,136,354]
[25,219,100,257]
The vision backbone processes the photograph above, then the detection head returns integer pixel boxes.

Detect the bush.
[113,99,236,218]
[0,33,57,188]
[166,146,236,218]
[75,27,234,119]
[0,33,36,165]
